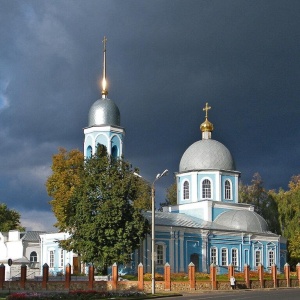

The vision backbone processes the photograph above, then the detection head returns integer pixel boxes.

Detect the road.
[164,288,300,300]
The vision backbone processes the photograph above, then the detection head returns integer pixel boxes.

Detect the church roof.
[179,139,236,172]
[88,98,120,127]
[144,211,274,235]
[22,231,46,242]
[214,210,270,233]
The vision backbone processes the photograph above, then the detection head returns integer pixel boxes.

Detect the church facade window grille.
[60,249,64,267]
[49,250,54,268]
[224,179,232,200]
[183,180,190,200]
[211,247,217,265]
[268,250,275,267]
[30,251,37,262]
[231,248,238,266]
[156,243,166,266]
[202,179,212,199]
[255,250,261,267]
[221,248,228,266]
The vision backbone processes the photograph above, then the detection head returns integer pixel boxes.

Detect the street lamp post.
[151,169,168,295]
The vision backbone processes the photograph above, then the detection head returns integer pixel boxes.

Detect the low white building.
[40,232,80,276]
[0,230,45,280]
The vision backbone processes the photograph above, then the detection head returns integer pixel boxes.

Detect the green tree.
[46,148,84,231]
[49,145,150,272]
[160,181,177,210]
[239,173,281,234]
[275,175,300,264]
[0,203,25,231]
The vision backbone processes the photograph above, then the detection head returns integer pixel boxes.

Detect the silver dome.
[88,98,120,127]
[179,139,235,172]
[214,210,269,233]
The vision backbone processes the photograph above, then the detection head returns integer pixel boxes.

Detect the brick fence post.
[138,263,144,291]
[42,263,49,290]
[228,263,234,279]
[0,264,5,290]
[271,264,277,288]
[88,265,94,290]
[258,264,264,288]
[111,263,118,291]
[164,263,171,291]
[296,263,300,287]
[244,264,250,289]
[65,263,71,290]
[210,263,217,290]
[188,262,195,290]
[20,264,27,289]
[284,263,290,287]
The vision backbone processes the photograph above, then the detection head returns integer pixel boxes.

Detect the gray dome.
[179,139,235,172]
[88,98,120,127]
[214,210,269,233]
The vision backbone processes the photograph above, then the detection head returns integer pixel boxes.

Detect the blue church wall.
[184,233,202,272]
[197,174,216,200]
[111,134,121,158]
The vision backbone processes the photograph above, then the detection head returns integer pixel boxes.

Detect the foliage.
[239,173,281,234]
[55,145,150,272]
[46,148,84,231]
[275,175,300,264]
[0,203,25,232]
[159,181,177,210]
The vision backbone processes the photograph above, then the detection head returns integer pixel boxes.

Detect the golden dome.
[200,118,214,132]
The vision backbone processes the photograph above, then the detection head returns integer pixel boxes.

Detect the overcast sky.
[1,0,300,231]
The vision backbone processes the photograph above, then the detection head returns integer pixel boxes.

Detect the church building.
[41,38,287,275]
[139,104,287,274]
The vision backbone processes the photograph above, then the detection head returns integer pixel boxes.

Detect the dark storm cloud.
[0,0,299,230]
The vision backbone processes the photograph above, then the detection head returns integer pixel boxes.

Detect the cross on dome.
[101,36,108,97]
[203,102,211,119]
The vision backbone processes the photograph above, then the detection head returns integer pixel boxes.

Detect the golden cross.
[203,102,211,119]
[102,36,107,52]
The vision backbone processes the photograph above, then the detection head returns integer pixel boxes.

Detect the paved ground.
[164,288,300,300]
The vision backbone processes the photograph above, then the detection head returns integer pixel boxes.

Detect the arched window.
[86,146,92,158]
[224,180,232,200]
[211,247,217,265]
[183,181,189,200]
[202,179,211,199]
[255,250,261,267]
[49,250,54,268]
[221,248,228,266]
[268,250,275,267]
[111,145,118,158]
[157,244,164,265]
[30,251,37,262]
[231,248,238,266]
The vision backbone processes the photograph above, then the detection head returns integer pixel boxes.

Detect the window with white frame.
[232,248,238,266]
[224,180,232,200]
[30,251,37,262]
[183,180,190,200]
[211,247,217,265]
[156,244,163,265]
[49,250,54,268]
[221,248,228,266]
[255,250,261,267]
[202,179,211,199]
[268,250,275,267]
[60,249,64,267]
